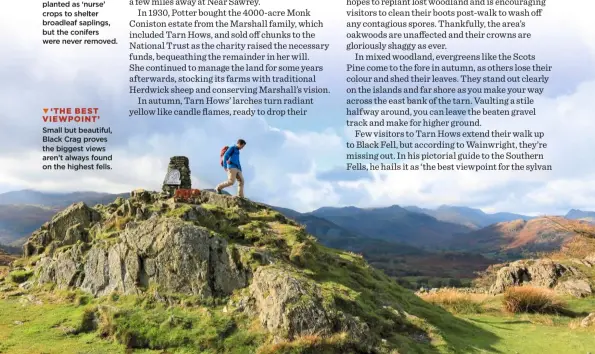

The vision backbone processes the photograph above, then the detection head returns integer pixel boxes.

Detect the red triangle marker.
[43,108,48,113]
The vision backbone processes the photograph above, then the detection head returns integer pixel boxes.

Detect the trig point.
[162,156,191,196]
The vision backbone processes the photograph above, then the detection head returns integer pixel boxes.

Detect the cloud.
[316,167,373,182]
[1,0,595,215]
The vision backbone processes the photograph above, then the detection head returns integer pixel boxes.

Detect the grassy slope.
[2,292,594,353]
[459,296,595,353]
[0,290,263,354]
[0,296,126,354]
[1,198,594,353]
[461,314,595,353]
[419,289,595,354]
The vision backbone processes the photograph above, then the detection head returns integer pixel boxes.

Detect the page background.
[0,0,593,214]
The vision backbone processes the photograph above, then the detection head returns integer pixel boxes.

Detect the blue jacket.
[223,145,241,171]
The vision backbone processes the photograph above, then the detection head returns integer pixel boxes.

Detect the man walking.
[216,139,246,198]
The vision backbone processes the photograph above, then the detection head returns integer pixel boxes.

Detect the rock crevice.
[489,259,593,297]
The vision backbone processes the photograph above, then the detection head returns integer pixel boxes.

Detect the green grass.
[414,291,595,353]
[4,197,595,353]
[99,303,262,352]
[8,269,33,284]
[460,312,595,353]
[0,296,125,354]
[0,290,266,354]
[2,291,594,353]
[565,295,595,314]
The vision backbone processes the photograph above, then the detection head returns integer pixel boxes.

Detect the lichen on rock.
[15,189,436,351]
[488,258,592,298]
[24,202,101,257]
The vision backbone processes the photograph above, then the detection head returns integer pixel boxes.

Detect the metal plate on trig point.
[163,169,181,185]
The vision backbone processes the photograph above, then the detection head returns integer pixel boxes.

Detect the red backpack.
[220,146,229,166]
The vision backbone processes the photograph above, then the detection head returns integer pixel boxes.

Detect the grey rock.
[490,259,579,295]
[556,279,592,298]
[249,266,333,340]
[490,261,530,294]
[23,202,101,257]
[18,281,34,290]
[248,266,373,348]
[581,313,595,328]
[130,189,152,203]
[38,218,251,298]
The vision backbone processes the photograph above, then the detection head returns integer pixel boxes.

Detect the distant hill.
[566,209,595,222]
[0,246,16,265]
[309,205,473,249]
[0,189,551,283]
[0,243,19,255]
[202,189,232,196]
[0,190,127,245]
[405,205,533,229]
[290,213,425,255]
[0,205,60,245]
[270,206,494,283]
[449,216,582,258]
[0,189,128,207]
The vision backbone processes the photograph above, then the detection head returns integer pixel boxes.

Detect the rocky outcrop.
[555,279,592,298]
[248,266,371,347]
[23,202,101,257]
[36,218,251,297]
[489,259,592,297]
[249,266,333,339]
[14,190,399,351]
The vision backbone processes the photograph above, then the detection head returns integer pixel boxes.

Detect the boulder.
[248,266,373,348]
[37,244,85,288]
[490,261,530,294]
[196,191,256,211]
[37,218,251,298]
[527,260,572,288]
[555,279,592,298]
[249,266,334,340]
[581,313,595,328]
[490,259,579,295]
[130,189,152,203]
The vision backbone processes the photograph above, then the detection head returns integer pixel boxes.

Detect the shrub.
[420,290,485,314]
[257,333,352,354]
[9,270,33,284]
[502,286,566,314]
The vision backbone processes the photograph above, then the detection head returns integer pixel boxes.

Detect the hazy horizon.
[0,188,590,217]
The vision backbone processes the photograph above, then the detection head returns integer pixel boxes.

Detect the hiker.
[215,139,246,198]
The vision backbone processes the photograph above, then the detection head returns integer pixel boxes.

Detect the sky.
[0,0,594,214]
